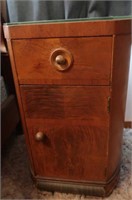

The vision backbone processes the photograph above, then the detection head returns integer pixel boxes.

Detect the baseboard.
[124,121,132,128]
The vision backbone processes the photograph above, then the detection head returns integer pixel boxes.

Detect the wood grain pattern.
[107,34,131,179]
[4,19,131,39]
[4,19,131,196]
[12,37,112,85]
[27,119,108,181]
[20,86,110,124]
[20,85,110,181]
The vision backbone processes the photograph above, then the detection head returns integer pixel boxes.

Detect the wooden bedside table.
[4,17,131,197]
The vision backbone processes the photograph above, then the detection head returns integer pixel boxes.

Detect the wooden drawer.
[13,37,112,85]
[20,85,110,123]
[27,120,108,181]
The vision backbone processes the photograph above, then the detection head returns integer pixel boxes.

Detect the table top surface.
[5,16,132,27]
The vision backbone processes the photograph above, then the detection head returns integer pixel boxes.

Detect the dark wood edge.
[30,165,120,197]
[124,121,132,128]
[3,19,131,39]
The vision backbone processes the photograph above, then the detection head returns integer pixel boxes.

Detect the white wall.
[125,46,132,121]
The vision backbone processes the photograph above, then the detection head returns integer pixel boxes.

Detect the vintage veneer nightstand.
[4,17,131,197]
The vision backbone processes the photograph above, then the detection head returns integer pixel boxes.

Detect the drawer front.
[13,37,112,85]
[20,85,110,181]
[20,85,110,123]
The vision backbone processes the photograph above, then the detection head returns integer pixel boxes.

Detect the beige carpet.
[1,129,132,200]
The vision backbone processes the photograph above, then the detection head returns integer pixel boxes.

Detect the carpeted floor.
[1,129,132,200]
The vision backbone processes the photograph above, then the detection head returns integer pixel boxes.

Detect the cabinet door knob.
[35,132,45,142]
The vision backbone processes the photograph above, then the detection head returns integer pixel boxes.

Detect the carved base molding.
[31,166,120,197]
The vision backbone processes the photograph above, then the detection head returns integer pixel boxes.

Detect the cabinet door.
[20,86,110,181]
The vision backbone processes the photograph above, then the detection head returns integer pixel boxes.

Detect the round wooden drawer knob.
[50,48,73,71]
[35,132,45,142]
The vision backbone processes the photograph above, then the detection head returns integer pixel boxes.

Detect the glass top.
[5,16,132,26]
